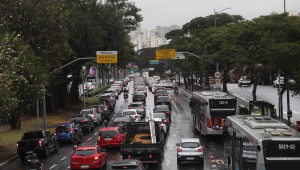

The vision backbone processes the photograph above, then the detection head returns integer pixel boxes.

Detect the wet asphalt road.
[2,77,228,170]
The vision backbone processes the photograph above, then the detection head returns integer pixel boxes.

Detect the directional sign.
[214,71,222,79]
[150,60,159,64]
[142,68,149,72]
[156,49,175,59]
[149,68,154,71]
[130,69,138,72]
[96,51,117,63]
[171,53,185,59]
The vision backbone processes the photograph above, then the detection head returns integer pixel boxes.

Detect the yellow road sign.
[96,51,118,63]
[156,49,175,59]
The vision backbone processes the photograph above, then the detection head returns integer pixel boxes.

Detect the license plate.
[81,165,89,169]
[118,124,123,126]
[137,99,141,101]
[74,144,77,148]
[105,138,111,140]
[161,103,166,105]
[187,157,194,160]
[137,151,142,154]
[26,151,33,154]
[60,133,66,135]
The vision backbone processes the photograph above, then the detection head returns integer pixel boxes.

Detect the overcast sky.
[132,0,300,30]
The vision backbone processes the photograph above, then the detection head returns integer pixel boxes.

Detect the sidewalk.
[178,83,298,131]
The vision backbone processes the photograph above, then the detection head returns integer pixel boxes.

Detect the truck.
[120,121,164,164]
[17,130,58,161]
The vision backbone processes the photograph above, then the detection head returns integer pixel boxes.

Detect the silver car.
[127,102,146,117]
[176,138,204,165]
[80,108,102,126]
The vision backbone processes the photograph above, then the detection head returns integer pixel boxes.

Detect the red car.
[70,145,106,170]
[97,127,126,148]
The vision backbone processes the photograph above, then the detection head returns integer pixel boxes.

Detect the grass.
[0,103,86,164]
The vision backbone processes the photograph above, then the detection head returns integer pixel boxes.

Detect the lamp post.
[214,7,231,27]
[82,65,86,109]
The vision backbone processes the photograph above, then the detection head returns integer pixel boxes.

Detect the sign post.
[96,51,118,63]
[214,71,222,89]
[155,49,175,59]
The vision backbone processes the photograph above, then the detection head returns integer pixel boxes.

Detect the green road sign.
[150,60,159,64]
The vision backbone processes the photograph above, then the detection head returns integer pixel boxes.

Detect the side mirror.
[176,143,180,146]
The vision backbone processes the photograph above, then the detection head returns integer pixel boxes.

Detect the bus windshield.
[263,141,300,160]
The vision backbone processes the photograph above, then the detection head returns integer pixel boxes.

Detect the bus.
[223,115,300,170]
[189,91,239,135]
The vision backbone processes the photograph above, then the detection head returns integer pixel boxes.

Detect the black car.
[99,93,116,111]
[132,91,146,103]
[17,130,58,161]
[154,90,168,102]
[110,115,134,130]
[108,159,147,170]
[69,114,94,132]
[155,96,172,110]
[154,105,171,121]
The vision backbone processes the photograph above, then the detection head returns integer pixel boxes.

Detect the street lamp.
[82,65,86,109]
[214,7,231,27]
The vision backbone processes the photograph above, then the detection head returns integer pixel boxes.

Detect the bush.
[87,84,111,97]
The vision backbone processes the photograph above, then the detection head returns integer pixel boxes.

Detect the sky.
[132,0,300,30]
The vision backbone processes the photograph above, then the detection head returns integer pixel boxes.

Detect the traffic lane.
[159,89,227,170]
[227,83,300,122]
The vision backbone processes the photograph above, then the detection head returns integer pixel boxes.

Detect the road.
[227,83,300,124]
[2,77,227,170]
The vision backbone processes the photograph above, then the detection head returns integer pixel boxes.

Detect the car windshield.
[181,142,200,148]
[153,113,166,119]
[134,91,144,95]
[74,149,96,156]
[122,111,136,115]
[22,132,44,140]
[56,126,70,133]
[130,104,143,107]
[100,130,118,137]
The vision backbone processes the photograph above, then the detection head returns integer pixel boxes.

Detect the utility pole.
[82,65,86,109]
[286,72,292,125]
[36,100,39,130]
[284,0,286,13]
[278,69,282,121]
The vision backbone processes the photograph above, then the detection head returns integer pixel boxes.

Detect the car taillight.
[142,96,145,97]
[39,141,43,148]
[74,141,77,144]
[159,126,163,129]
[68,121,72,123]
[99,108,102,112]
[163,119,167,123]
[177,148,182,152]
[206,117,211,128]
[132,96,135,98]
[155,94,158,96]
[54,130,57,136]
[164,94,168,96]
[116,135,121,139]
[135,115,138,118]
[140,107,144,109]
[111,98,113,100]
[94,156,99,161]
[128,155,131,159]
[198,148,203,152]
[149,154,152,159]
[16,143,19,150]
[81,119,88,122]
[71,159,76,162]
[94,112,96,118]
[166,112,170,115]
[71,128,74,134]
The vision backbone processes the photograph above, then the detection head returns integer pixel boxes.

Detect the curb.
[0,155,19,168]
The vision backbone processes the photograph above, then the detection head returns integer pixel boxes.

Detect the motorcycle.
[124,93,128,99]
[174,88,178,95]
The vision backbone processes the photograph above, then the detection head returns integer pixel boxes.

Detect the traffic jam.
[6,75,300,170]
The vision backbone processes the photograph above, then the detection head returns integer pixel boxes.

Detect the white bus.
[223,115,300,170]
[189,91,239,135]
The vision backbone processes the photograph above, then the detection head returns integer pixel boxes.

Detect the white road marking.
[212,164,216,167]
[49,164,58,169]
[216,159,225,164]
[170,145,173,149]
[166,160,170,165]
[211,160,216,163]
[61,156,67,161]
[174,135,176,137]
[293,110,299,114]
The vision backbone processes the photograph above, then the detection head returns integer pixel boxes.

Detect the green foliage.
[87,84,111,97]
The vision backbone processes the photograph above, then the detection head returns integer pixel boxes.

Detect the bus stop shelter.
[249,101,275,118]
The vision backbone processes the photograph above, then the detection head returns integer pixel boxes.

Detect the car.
[17,130,58,160]
[155,96,172,110]
[154,90,168,103]
[273,76,284,88]
[104,88,119,99]
[176,138,204,165]
[70,145,106,170]
[108,159,147,170]
[54,123,82,142]
[118,79,127,86]
[135,86,148,96]
[238,76,251,87]
[69,114,94,132]
[127,102,146,117]
[97,127,126,148]
[110,85,122,94]
[153,118,168,136]
[153,105,171,121]
[99,93,116,111]
[161,80,173,89]
[110,115,135,130]
[146,112,170,130]
[80,108,102,126]
[132,91,146,103]
[84,82,95,91]
[121,109,141,122]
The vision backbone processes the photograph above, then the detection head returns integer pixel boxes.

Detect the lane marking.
[170,145,173,149]
[211,160,216,163]
[67,165,70,168]
[49,164,58,169]
[166,160,170,165]
[171,100,181,118]
[61,156,68,161]
[212,164,216,167]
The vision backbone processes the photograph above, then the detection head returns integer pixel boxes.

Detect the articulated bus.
[189,91,239,135]
[223,115,300,170]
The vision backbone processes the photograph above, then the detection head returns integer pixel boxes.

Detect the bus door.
[209,99,237,130]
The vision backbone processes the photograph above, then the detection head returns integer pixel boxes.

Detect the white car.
[176,138,204,165]
[151,84,160,94]
[238,76,251,87]
[121,109,141,122]
[80,108,102,126]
